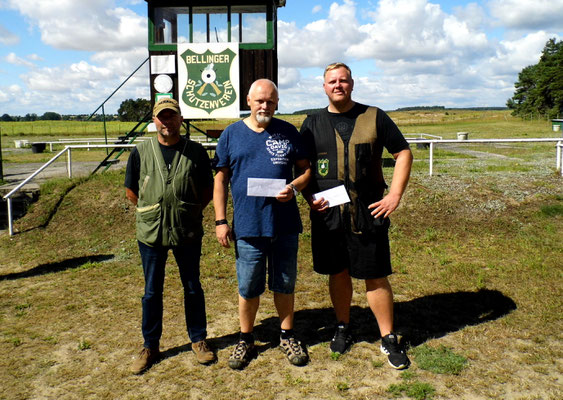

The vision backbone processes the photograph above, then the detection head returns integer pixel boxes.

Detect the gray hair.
[248,79,279,98]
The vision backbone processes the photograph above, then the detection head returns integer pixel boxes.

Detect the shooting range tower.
[145,0,286,119]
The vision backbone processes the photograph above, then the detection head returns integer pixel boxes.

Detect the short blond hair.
[324,62,352,78]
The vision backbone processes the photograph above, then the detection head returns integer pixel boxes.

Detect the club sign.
[177,43,240,119]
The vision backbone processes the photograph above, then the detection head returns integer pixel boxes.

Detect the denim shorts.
[235,234,299,299]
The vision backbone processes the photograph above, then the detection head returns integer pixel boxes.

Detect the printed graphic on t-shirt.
[266,133,291,165]
[335,121,351,134]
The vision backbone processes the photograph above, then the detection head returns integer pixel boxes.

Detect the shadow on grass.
[393,289,517,347]
[163,289,516,361]
[0,254,115,281]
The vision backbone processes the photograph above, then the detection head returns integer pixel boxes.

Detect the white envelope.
[312,185,350,207]
[247,178,287,197]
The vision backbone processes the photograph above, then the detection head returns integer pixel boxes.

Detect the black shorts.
[311,217,392,279]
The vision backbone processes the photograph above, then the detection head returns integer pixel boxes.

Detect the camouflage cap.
[153,98,181,117]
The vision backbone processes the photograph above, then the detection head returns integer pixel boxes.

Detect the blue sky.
[0,0,562,116]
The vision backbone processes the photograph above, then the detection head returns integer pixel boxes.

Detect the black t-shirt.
[124,138,213,195]
[322,103,408,153]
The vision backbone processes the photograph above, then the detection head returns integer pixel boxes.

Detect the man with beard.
[213,79,312,369]
[125,98,215,374]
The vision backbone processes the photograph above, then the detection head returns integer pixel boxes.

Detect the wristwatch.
[288,183,298,197]
[215,219,228,226]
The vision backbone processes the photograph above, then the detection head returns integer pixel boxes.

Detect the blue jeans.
[138,240,207,348]
[235,234,299,299]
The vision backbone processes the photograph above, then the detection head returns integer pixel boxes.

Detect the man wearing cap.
[125,98,216,374]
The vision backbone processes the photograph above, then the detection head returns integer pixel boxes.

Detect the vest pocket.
[136,203,161,245]
[174,201,203,241]
[310,206,342,231]
[354,199,390,235]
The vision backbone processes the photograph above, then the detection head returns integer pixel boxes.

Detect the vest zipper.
[343,139,351,231]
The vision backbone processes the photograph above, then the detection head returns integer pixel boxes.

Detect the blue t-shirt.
[215,118,306,238]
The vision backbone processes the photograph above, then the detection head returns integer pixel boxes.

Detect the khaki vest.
[309,107,388,233]
[136,136,204,246]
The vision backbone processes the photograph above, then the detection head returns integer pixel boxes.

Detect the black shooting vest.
[308,106,388,234]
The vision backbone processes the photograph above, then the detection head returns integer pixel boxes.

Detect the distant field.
[0,110,556,140]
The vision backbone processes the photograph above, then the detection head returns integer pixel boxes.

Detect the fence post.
[67,147,72,179]
[7,197,13,236]
[429,142,434,176]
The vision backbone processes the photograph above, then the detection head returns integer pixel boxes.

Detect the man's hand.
[310,197,329,212]
[216,224,233,248]
[276,185,294,202]
[368,192,401,219]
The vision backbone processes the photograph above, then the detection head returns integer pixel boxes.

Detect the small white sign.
[312,185,351,207]
[247,178,287,198]
[150,55,176,74]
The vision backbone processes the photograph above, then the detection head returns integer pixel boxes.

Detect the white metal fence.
[2,139,562,236]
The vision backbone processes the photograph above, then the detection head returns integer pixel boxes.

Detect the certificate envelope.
[312,185,350,207]
[247,178,287,197]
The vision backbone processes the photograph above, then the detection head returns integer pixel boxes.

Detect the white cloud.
[11,46,149,114]
[0,84,23,105]
[4,52,35,67]
[312,5,322,14]
[278,0,364,68]
[278,67,302,89]
[27,54,43,61]
[0,24,19,45]
[489,0,563,30]
[484,31,556,77]
[347,0,491,62]
[0,89,9,103]
[6,0,146,51]
[276,0,561,110]
[277,76,327,113]
[453,2,487,31]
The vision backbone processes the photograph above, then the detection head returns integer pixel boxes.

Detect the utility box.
[145,0,286,119]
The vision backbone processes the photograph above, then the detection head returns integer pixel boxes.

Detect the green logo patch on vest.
[180,48,237,114]
[317,159,329,176]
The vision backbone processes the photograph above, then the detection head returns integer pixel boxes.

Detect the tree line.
[1,98,151,123]
[1,112,120,122]
[507,38,563,119]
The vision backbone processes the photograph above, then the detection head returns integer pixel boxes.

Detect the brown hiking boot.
[130,347,160,375]
[192,340,216,365]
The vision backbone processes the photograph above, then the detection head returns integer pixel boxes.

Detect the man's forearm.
[389,149,413,198]
[291,159,312,192]
[125,188,138,206]
[213,170,229,220]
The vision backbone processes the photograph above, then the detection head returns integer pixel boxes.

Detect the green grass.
[540,203,563,217]
[0,112,561,399]
[412,345,468,375]
[387,381,436,400]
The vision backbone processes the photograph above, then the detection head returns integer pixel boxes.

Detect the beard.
[256,112,272,125]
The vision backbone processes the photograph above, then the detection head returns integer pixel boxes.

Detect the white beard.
[256,113,272,125]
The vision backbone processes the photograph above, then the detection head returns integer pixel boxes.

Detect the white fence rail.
[410,138,563,176]
[2,139,561,236]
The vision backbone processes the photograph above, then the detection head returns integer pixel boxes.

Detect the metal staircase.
[91,111,152,175]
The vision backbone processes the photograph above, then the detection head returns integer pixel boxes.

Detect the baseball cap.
[153,98,181,117]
